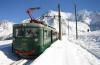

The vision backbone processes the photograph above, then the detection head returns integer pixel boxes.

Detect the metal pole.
[58,3,62,40]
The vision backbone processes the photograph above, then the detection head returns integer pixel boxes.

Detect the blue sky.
[0,0,100,23]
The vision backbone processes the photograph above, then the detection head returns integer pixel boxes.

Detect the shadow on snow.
[0,44,21,61]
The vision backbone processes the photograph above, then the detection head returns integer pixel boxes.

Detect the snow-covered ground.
[31,36,100,65]
[68,30,100,59]
[0,40,18,65]
[0,35,100,65]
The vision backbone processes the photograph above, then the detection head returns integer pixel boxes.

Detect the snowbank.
[31,36,100,65]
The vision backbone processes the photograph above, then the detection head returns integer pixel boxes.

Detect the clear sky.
[0,0,100,23]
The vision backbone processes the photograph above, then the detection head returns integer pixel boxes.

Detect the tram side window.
[44,30,47,39]
[44,30,51,39]
[48,31,51,37]
[52,32,57,39]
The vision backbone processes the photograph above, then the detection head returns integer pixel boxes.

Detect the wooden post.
[74,0,78,39]
[58,3,62,40]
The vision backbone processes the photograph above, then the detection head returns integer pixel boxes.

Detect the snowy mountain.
[77,10,100,31]
[0,20,14,40]
[38,10,90,35]
[38,10,100,32]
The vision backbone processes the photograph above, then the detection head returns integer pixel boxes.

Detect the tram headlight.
[34,38,38,42]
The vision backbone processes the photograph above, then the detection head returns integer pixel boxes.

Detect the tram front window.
[15,28,38,37]
[15,28,25,37]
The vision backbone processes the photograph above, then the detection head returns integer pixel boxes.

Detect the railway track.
[10,59,31,65]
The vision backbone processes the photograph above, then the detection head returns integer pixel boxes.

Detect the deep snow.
[72,30,100,59]
[31,36,100,65]
[0,40,18,65]
[0,36,100,65]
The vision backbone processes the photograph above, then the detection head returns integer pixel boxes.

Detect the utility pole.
[74,0,78,39]
[58,3,62,40]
